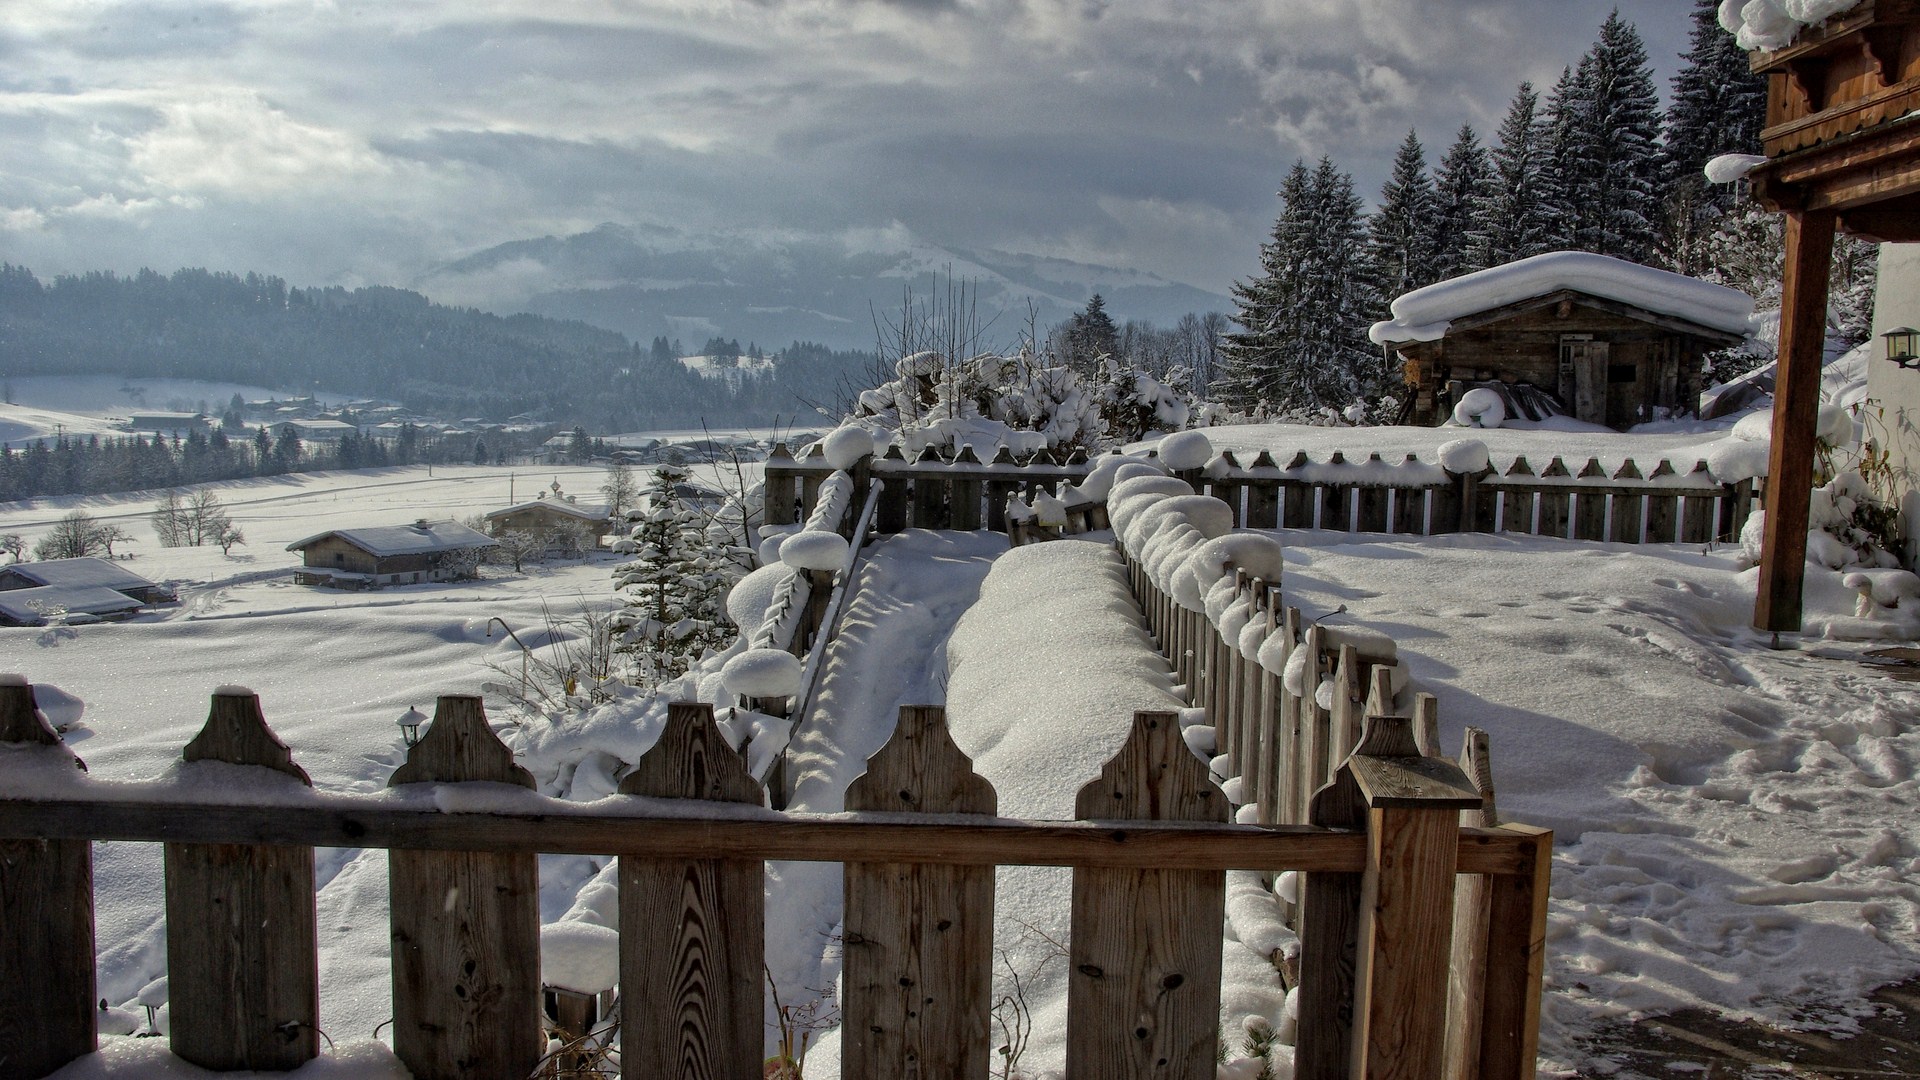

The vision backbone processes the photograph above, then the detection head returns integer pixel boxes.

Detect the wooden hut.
[1371,253,1753,429]
[1732,0,1920,630]
[286,520,497,589]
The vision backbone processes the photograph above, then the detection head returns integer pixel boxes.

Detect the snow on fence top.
[1720,0,1865,51]
[1368,251,1757,345]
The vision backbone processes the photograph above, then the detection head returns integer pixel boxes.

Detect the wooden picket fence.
[765,441,1760,545]
[0,678,1546,1080]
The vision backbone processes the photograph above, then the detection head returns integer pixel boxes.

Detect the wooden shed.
[1371,253,1753,429]
[286,520,497,589]
[483,486,612,549]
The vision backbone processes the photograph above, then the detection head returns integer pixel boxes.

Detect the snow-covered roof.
[1721,0,1865,51]
[484,499,610,522]
[286,520,498,557]
[1369,252,1756,346]
[277,419,358,432]
[0,585,146,624]
[1,557,162,594]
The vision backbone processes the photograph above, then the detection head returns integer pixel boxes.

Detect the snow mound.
[779,530,849,572]
[1078,452,1155,502]
[1185,534,1287,593]
[540,920,620,994]
[1705,153,1769,184]
[726,563,795,630]
[1721,0,1864,50]
[1370,251,1755,345]
[1452,389,1506,429]
[1438,439,1491,475]
[721,648,802,698]
[820,425,875,470]
[31,683,86,729]
[1157,430,1214,471]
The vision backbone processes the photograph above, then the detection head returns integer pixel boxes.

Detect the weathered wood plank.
[951,446,985,531]
[1294,760,1368,1080]
[843,706,997,1080]
[1068,711,1228,1080]
[1610,462,1646,544]
[1535,459,1571,539]
[1472,825,1552,1080]
[1758,208,1837,630]
[878,448,911,533]
[1445,728,1497,1080]
[0,678,95,1080]
[1572,459,1608,542]
[164,689,318,1072]
[388,695,541,1080]
[620,702,765,1080]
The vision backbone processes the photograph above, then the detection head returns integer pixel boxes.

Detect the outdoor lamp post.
[1883,326,1919,370]
[397,705,426,747]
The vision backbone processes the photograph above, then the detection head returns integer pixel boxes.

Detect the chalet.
[1370,252,1754,430]
[286,520,498,589]
[484,483,614,548]
[122,412,211,437]
[0,558,175,604]
[271,419,360,442]
[0,586,147,627]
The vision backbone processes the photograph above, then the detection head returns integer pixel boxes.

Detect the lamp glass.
[1883,326,1918,366]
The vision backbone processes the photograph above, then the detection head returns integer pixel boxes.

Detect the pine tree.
[1217,162,1313,412]
[1061,294,1121,376]
[1553,14,1666,262]
[1477,82,1552,266]
[611,466,741,688]
[1662,0,1769,273]
[1368,131,1440,301]
[1431,125,1494,280]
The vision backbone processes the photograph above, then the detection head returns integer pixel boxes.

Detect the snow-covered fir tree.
[1476,82,1552,266]
[1368,130,1440,301]
[1662,0,1769,273]
[1220,158,1385,419]
[1553,14,1666,262]
[1537,66,1586,251]
[610,466,743,688]
[1059,294,1120,377]
[1431,125,1494,281]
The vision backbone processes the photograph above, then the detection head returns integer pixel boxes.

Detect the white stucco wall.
[1868,243,1920,568]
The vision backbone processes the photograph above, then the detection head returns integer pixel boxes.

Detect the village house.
[286,520,498,589]
[483,482,613,549]
[0,558,175,626]
[120,412,212,437]
[271,418,360,442]
[1371,252,1754,430]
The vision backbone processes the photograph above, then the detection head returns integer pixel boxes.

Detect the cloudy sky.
[2,0,1698,306]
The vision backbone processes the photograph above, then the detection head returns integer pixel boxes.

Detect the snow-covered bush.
[1095,359,1190,443]
[611,466,748,687]
[847,347,1107,455]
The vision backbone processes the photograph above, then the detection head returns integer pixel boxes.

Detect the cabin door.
[1560,338,1608,425]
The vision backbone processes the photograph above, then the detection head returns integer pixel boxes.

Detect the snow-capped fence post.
[764,442,799,526]
[0,677,95,1080]
[1245,451,1281,530]
[985,445,1019,532]
[877,445,911,533]
[1297,715,1483,1080]
[1297,624,1332,827]
[1357,455,1390,533]
[163,689,319,1072]
[1498,457,1536,534]
[1329,644,1367,766]
[842,706,997,1079]
[1220,569,1250,778]
[799,441,829,520]
[1066,710,1227,1080]
[1281,452,1315,529]
[1681,461,1718,543]
[1259,605,1299,827]
[1573,459,1610,542]
[618,701,766,1079]
[1611,462,1647,544]
[950,445,985,530]
[1536,458,1572,539]
[386,695,542,1080]
[911,446,949,529]
[1392,456,1428,535]
[1644,460,1681,542]
[1322,452,1355,533]
[1213,451,1247,527]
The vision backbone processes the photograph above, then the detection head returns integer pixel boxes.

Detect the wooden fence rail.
[765,442,1759,546]
[0,680,1545,1080]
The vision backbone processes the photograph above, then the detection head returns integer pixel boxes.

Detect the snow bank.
[778,529,849,572]
[819,425,874,471]
[540,920,620,994]
[726,562,793,631]
[1156,429,1214,471]
[1370,251,1755,345]
[1438,439,1491,475]
[1721,0,1864,50]
[720,648,802,699]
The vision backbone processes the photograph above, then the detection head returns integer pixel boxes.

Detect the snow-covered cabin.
[271,419,360,442]
[0,558,175,604]
[1370,253,1754,430]
[483,485,613,548]
[0,585,148,627]
[286,520,498,589]
[122,412,212,437]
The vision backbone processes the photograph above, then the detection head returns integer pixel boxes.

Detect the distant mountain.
[419,223,1231,352]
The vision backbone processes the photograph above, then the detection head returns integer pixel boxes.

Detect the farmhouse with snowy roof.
[483,482,613,549]
[1370,252,1755,430]
[0,557,175,626]
[286,520,497,589]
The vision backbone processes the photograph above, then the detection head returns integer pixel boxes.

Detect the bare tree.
[94,524,135,558]
[215,523,246,555]
[600,461,638,517]
[33,511,106,560]
[1,533,26,563]
[152,488,236,548]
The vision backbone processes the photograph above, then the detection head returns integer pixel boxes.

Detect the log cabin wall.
[1399,300,1716,429]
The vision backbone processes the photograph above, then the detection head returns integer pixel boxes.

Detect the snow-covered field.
[4,426,1918,1077]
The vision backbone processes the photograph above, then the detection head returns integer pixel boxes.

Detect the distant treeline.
[0,264,874,431]
[0,424,552,503]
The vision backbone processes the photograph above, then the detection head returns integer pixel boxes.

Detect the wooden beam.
[1756,208,1837,632]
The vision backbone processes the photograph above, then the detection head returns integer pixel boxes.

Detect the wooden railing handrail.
[0,793,1537,874]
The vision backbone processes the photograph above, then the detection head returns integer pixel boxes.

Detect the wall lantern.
[396,705,427,747]
[1883,326,1919,370]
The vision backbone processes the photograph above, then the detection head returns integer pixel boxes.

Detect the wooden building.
[0,558,175,604]
[483,489,613,549]
[286,520,497,589]
[1734,0,1920,630]
[1371,253,1753,429]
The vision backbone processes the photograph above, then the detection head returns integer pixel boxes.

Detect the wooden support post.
[951,446,985,530]
[1572,459,1608,542]
[1247,452,1281,530]
[1610,462,1645,544]
[1330,644,1364,766]
[620,702,766,1080]
[878,447,910,534]
[1536,458,1571,540]
[912,447,949,529]
[765,444,799,526]
[843,706,998,1079]
[1067,711,1228,1080]
[1357,456,1390,532]
[1645,460,1681,543]
[388,696,541,1080]
[1758,208,1836,632]
[1680,462,1719,544]
[164,689,318,1072]
[0,677,95,1080]
[1445,728,1495,1080]
[1346,718,1482,1080]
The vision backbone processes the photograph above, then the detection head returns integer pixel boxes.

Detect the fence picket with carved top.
[1066,710,1228,1080]
[164,689,319,1072]
[620,702,765,1080]
[1611,462,1646,543]
[843,706,997,1080]
[387,695,541,1080]
[0,678,95,1079]
[1573,459,1609,542]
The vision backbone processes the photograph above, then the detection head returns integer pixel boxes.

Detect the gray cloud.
[1,0,1697,306]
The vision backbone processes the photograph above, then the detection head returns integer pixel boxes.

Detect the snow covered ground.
[5,432,1918,1077]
